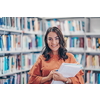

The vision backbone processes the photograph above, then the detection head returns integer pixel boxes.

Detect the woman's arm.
[28,55,56,84]
[28,69,54,84]
[28,56,43,84]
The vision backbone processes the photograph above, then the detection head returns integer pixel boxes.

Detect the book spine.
[0,36,2,51]
[0,17,2,28]
[1,36,3,51]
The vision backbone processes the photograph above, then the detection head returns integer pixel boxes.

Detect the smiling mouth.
[51,45,58,48]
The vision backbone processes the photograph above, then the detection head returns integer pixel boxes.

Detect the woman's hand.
[41,69,58,83]
[47,69,59,81]
[53,71,66,81]
[47,70,55,81]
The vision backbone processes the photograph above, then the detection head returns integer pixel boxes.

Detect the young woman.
[28,27,84,84]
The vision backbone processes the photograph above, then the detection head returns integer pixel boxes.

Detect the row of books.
[45,19,85,34]
[85,71,100,84]
[0,72,29,84]
[64,37,84,50]
[86,55,100,68]
[0,34,21,51]
[21,53,40,70]
[0,53,41,75]
[0,17,42,32]
[86,37,100,51]
[73,54,84,65]
[0,34,43,51]
[23,34,43,50]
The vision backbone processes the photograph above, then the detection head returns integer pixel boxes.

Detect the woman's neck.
[52,52,58,55]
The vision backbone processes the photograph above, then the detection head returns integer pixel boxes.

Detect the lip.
[51,45,58,47]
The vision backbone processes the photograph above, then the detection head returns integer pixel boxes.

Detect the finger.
[53,72,59,75]
[53,75,55,80]
[52,70,58,74]
[53,69,58,72]
[53,72,59,76]
[51,70,55,73]
[51,70,55,74]
[53,75,58,80]
[76,62,80,64]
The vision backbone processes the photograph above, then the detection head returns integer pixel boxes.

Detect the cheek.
[56,41,59,44]
[47,41,50,46]
[58,44,60,49]
[57,40,60,44]
[47,42,51,48]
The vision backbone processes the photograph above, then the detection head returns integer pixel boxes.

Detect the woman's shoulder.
[38,54,45,60]
[66,52,74,58]
[66,52,78,63]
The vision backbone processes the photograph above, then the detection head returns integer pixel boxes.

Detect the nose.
[52,39,56,44]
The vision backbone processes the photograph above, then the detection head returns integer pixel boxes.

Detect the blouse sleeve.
[28,56,43,84]
[69,53,84,84]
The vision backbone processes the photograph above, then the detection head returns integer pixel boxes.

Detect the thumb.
[53,69,58,71]
[76,62,80,64]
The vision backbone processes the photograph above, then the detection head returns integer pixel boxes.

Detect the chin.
[51,48,59,52]
[49,46,60,52]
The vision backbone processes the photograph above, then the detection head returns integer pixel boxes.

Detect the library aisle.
[0,17,100,84]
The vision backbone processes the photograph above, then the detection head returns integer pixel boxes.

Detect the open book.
[51,63,83,84]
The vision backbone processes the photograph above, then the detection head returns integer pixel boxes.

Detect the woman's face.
[47,32,60,55]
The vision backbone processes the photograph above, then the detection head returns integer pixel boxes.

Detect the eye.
[48,38,52,40]
[55,37,59,40]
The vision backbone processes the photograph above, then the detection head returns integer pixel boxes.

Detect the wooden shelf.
[0,68,30,77]
[64,32,85,36]
[85,32,100,36]
[23,30,42,35]
[0,28,42,35]
[22,48,42,53]
[84,67,100,71]
[44,17,85,20]
[0,28,22,33]
[86,50,100,54]
[0,49,42,54]
[67,48,84,53]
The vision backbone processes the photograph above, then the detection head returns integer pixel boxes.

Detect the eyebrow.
[48,36,59,38]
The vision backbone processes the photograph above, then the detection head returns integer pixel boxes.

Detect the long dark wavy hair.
[42,27,68,61]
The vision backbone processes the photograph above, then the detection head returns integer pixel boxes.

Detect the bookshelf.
[0,17,43,84]
[43,17,100,84]
[0,17,100,84]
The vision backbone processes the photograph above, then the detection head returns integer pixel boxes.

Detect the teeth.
[52,45,57,47]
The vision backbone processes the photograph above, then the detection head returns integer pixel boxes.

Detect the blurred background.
[0,17,100,84]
